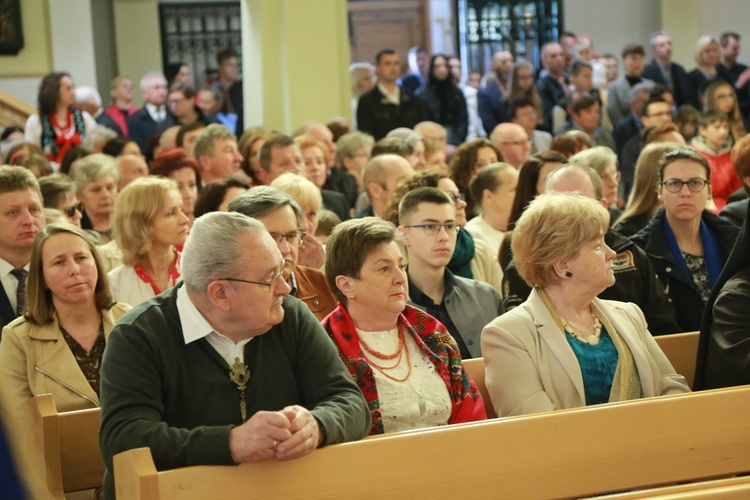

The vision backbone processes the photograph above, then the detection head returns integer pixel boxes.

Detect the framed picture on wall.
[0,0,24,55]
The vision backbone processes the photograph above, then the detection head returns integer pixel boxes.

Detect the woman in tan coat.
[0,223,130,416]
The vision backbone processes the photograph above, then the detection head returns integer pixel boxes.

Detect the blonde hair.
[113,176,178,266]
[512,192,609,288]
[615,142,681,227]
[270,172,322,212]
[294,134,330,167]
[25,223,114,324]
[694,35,720,65]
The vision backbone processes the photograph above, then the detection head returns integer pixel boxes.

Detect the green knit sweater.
[99,285,370,498]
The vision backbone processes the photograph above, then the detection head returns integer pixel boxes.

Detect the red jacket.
[691,137,742,211]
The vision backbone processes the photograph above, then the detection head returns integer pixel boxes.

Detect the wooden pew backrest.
[462,357,495,418]
[654,331,699,387]
[114,386,750,500]
[24,394,103,499]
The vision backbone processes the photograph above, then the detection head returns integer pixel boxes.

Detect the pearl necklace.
[561,312,602,345]
[537,287,603,345]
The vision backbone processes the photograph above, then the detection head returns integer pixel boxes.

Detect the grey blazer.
[606,76,655,127]
[409,275,504,359]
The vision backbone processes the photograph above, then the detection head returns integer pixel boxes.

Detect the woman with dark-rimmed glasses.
[630,148,739,331]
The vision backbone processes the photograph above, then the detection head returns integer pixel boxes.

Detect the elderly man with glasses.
[99,212,370,499]
[228,186,338,321]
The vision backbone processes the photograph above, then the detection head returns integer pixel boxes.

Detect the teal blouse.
[565,326,619,405]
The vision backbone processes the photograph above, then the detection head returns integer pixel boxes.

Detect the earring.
[349,295,355,300]
[565,271,573,278]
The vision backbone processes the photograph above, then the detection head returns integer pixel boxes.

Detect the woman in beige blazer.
[0,223,130,416]
[482,193,689,418]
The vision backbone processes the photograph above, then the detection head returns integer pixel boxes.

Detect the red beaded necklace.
[358,325,412,383]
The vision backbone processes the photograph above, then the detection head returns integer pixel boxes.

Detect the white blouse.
[356,327,451,433]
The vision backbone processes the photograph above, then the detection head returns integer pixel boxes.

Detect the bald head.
[544,164,604,202]
[116,154,149,190]
[490,122,531,168]
[362,154,415,217]
[492,51,514,81]
[542,42,565,76]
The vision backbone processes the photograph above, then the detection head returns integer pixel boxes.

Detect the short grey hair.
[69,153,120,196]
[140,70,167,90]
[649,31,669,47]
[627,81,655,102]
[181,212,267,293]
[336,131,374,166]
[228,186,303,226]
[82,126,118,153]
[74,86,102,107]
[193,123,236,160]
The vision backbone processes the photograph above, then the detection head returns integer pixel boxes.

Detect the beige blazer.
[481,289,690,417]
[0,303,131,417]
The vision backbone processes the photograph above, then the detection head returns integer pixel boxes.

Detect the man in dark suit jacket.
[397,46,429,95]
[127,71,175,153]
[537,43,570,132]
[718,32,750,116]
[357,49,425,140]
[478,50,514,133]
[642,31,689,107]
[0,167,46,330]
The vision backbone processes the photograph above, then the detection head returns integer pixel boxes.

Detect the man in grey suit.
[606,44,654,127]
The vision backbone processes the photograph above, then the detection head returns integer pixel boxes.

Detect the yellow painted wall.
[0,0,51,76]
[659,0,700,68]
[113,0,163,107]
[243,0,351,133]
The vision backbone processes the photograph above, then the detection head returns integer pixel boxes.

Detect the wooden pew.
[601,475,750,498]
[24,394,104,499]
[462,357,495,418]
[654,331,699,387]
[114,385,750,499]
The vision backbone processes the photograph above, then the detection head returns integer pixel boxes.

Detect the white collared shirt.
[378,83,401,106]
[0,258,29,312]
[176,286,252,367]
[145,103,167,123]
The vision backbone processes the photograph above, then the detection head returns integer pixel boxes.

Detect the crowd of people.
[1,29,750,498]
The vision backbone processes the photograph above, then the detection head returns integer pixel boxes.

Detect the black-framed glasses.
[218,259,287,290]
[62,203,82,217]
[660,178,710,193]
[446,192,465,205]
[269,230,306,247]
[403,223,461,235]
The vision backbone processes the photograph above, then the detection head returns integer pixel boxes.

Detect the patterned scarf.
[321,303,485,434]
[41,109,86,164]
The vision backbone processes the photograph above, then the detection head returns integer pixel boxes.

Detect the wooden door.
[348,0,429,73]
